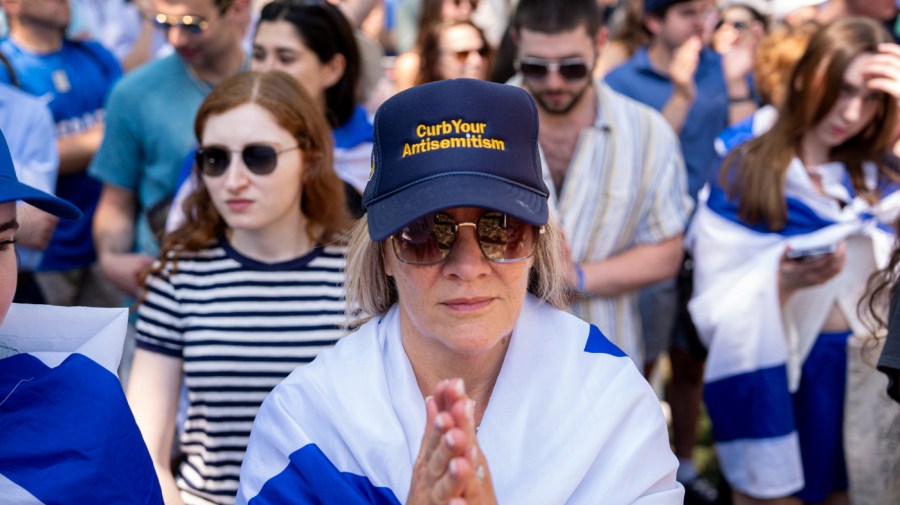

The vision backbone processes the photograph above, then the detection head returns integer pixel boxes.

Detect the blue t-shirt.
[605,47,728,201]
[89,54,211,258]
[0,38,121,271]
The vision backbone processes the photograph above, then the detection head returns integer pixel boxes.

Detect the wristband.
[728,94,753,104]
[575,264,585,293]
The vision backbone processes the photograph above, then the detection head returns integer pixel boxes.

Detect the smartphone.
[786,244,837,262]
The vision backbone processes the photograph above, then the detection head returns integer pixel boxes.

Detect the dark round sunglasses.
[195,144,300,177]
[518,57,590,81]
[390,211,542,265]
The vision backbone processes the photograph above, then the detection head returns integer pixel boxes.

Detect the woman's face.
[383,207,533,357]
[200,102,305,237]
[252,20,338,106]
[806,53,882,150]
[437,24,487,80]
[0,202,17,325]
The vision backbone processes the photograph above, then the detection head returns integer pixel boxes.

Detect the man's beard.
[528,80,592,116]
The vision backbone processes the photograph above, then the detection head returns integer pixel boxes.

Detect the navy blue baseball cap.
[0,129,81,219]
[363,78,549,242]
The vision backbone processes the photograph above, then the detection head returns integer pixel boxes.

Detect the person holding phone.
[688,17,900,505]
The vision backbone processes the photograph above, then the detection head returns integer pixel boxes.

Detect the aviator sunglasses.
[449,46,489,63]
[518,57,590,81]
[152,13,210,35]
[152,0,235,35]
[390,211,543,265]
[195,144,300,177]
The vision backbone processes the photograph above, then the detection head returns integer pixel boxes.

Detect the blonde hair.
[344,213,568,326]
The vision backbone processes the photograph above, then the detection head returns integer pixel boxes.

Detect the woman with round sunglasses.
[127,71,352,505]
[409,19,492,88]
[236,79,682,504]
[688,18,900,505]
[393,0,481,91]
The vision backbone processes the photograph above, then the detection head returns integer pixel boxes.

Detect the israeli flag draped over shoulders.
[0,303,163,504]
[687,157,900,498]
[237,295,683,505]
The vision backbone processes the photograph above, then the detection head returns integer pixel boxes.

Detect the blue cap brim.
[366,172,548,241]
[1,177,82,220]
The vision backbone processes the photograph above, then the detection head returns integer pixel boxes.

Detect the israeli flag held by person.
[687,156,900,497]
[0,303,162,504]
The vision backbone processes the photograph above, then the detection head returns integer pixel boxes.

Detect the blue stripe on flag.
[707,185,835,236]
[704,364,796,443]
[584,324,627,357]
[0,353,163,504]
[249,444,401,505]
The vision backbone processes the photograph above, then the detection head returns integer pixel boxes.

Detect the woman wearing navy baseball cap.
[237,79,683,505]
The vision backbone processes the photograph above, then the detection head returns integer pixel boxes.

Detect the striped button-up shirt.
[528,79,694,363]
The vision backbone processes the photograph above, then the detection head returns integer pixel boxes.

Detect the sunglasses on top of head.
[195,144,300,177]
[390,211,543,265]
[518,57,591,81]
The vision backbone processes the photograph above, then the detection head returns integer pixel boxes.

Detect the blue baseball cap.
[363,78,549,242]
[0,129,81,219]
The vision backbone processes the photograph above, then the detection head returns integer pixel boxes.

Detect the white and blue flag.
[687,157,899,498]
[0,303,163,504]
[237,295,683,504]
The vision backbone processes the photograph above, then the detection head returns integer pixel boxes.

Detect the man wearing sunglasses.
[0,0,124,308]
[510,0,692,368]
[89,0,248,299]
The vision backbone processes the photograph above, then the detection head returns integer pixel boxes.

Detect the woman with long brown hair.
[126,71,352,505]
[688,17,900,505]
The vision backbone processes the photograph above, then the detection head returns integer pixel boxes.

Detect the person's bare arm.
[15,204,58,250]
[580,235,684,297]
[94,183,154,297]
[57,124,104,175]
[127,349,186,505]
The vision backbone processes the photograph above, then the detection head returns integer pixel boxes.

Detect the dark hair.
[416,20,491,85]
[258,0,360,127]
[513,0,603,39]
[646,0,695,19]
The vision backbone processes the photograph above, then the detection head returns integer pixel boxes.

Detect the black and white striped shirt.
[135,240,348,505]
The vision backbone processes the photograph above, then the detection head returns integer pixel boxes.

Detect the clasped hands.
[408,379,497,505]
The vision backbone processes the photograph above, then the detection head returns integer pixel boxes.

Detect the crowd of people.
[1,0,900,504]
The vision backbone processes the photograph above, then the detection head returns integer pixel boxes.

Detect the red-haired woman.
[127,71,352,505]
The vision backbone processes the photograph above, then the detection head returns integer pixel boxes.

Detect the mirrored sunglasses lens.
[559,63,588,80]
[196,147,230,176]
[520,62,548,79]
[242,145,279,174]
[477,213,534,261]
[393,214,455,264]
